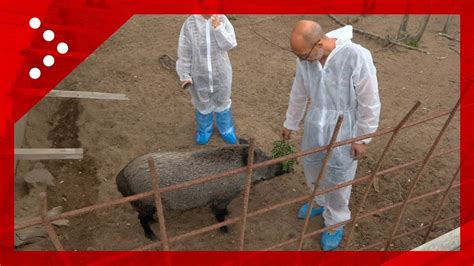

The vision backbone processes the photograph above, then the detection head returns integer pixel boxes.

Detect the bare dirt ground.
[14,15,460,251]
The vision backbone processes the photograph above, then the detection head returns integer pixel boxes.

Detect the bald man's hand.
[281,127,292,140]
[351,143,367,160]
[211,15,221,28]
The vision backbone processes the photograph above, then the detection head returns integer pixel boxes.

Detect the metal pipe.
[8,104,458,254]
[344,102,421,249]
[239,138,256,251]
[127,110,454,198]
[14,190,155,231]
[385,99,459,251]
[117,179,462,252]
[422,166,460,243]
[10,107,458,251]
[134,216,242,251]
[14,110,455,232]
[148,158,170,250]
[297,115,344,250]
[359,215,459,251]
[223,147,457,220]
[263,182,460,251]
[39,192,64,251]
[128,174,462,252]
[13,147,458,232]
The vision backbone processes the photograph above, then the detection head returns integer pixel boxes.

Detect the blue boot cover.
[297,202,324,219]
[320,227,344,251]
[195,110,213,145]
[215,108,238,144]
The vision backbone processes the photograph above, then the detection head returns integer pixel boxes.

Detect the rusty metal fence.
[14,100,461,254]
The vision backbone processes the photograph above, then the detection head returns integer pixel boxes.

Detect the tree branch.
[327,15,430,54]
[438,32,460,42]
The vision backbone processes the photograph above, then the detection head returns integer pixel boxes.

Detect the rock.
[14,227,47,248]
[51,220,70,227]
[47,206,70,227]
[24,169,55,192]
[47,206,63,216]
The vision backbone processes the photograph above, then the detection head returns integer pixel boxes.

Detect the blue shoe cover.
[215,108,237,144]
[195,110,213,145]
[321,227,344,251]
[297,202,324,219]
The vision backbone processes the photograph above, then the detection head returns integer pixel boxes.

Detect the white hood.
[326,25,353,44]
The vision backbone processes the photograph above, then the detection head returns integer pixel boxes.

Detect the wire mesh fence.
[13,100,460,254]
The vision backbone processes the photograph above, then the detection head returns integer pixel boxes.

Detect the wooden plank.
[15,148,83,160]
[413,227,460,251]
[14,113,29,171]
[19,88,129,100]
[46,90,129,100]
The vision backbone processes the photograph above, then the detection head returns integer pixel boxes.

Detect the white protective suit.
[176,15,237,115]
[283,26,381,226]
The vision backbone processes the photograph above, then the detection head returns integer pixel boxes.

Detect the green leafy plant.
[406,39,419,48]
[272,140,297,173]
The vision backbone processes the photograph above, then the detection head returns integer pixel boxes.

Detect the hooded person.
[176,14,238,145]
[282,21,381,250]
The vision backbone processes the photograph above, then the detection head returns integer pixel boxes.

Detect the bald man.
[282,21,381,250]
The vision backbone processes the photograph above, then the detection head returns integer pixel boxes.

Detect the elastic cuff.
[283,121,299,132]
[355,139,370,145]
[179,75,191,82]
[214,102,232,113]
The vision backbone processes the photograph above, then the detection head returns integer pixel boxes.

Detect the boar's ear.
[242,147,258,166]
[238,138,249,145]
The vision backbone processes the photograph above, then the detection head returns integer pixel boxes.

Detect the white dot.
[29,17,41,29]
[43,30,55,42]
[43,55,55,67]
[29,68,41,79]
[57,42,68,54]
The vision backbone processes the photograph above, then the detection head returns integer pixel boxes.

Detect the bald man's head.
[290,20,326,56]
